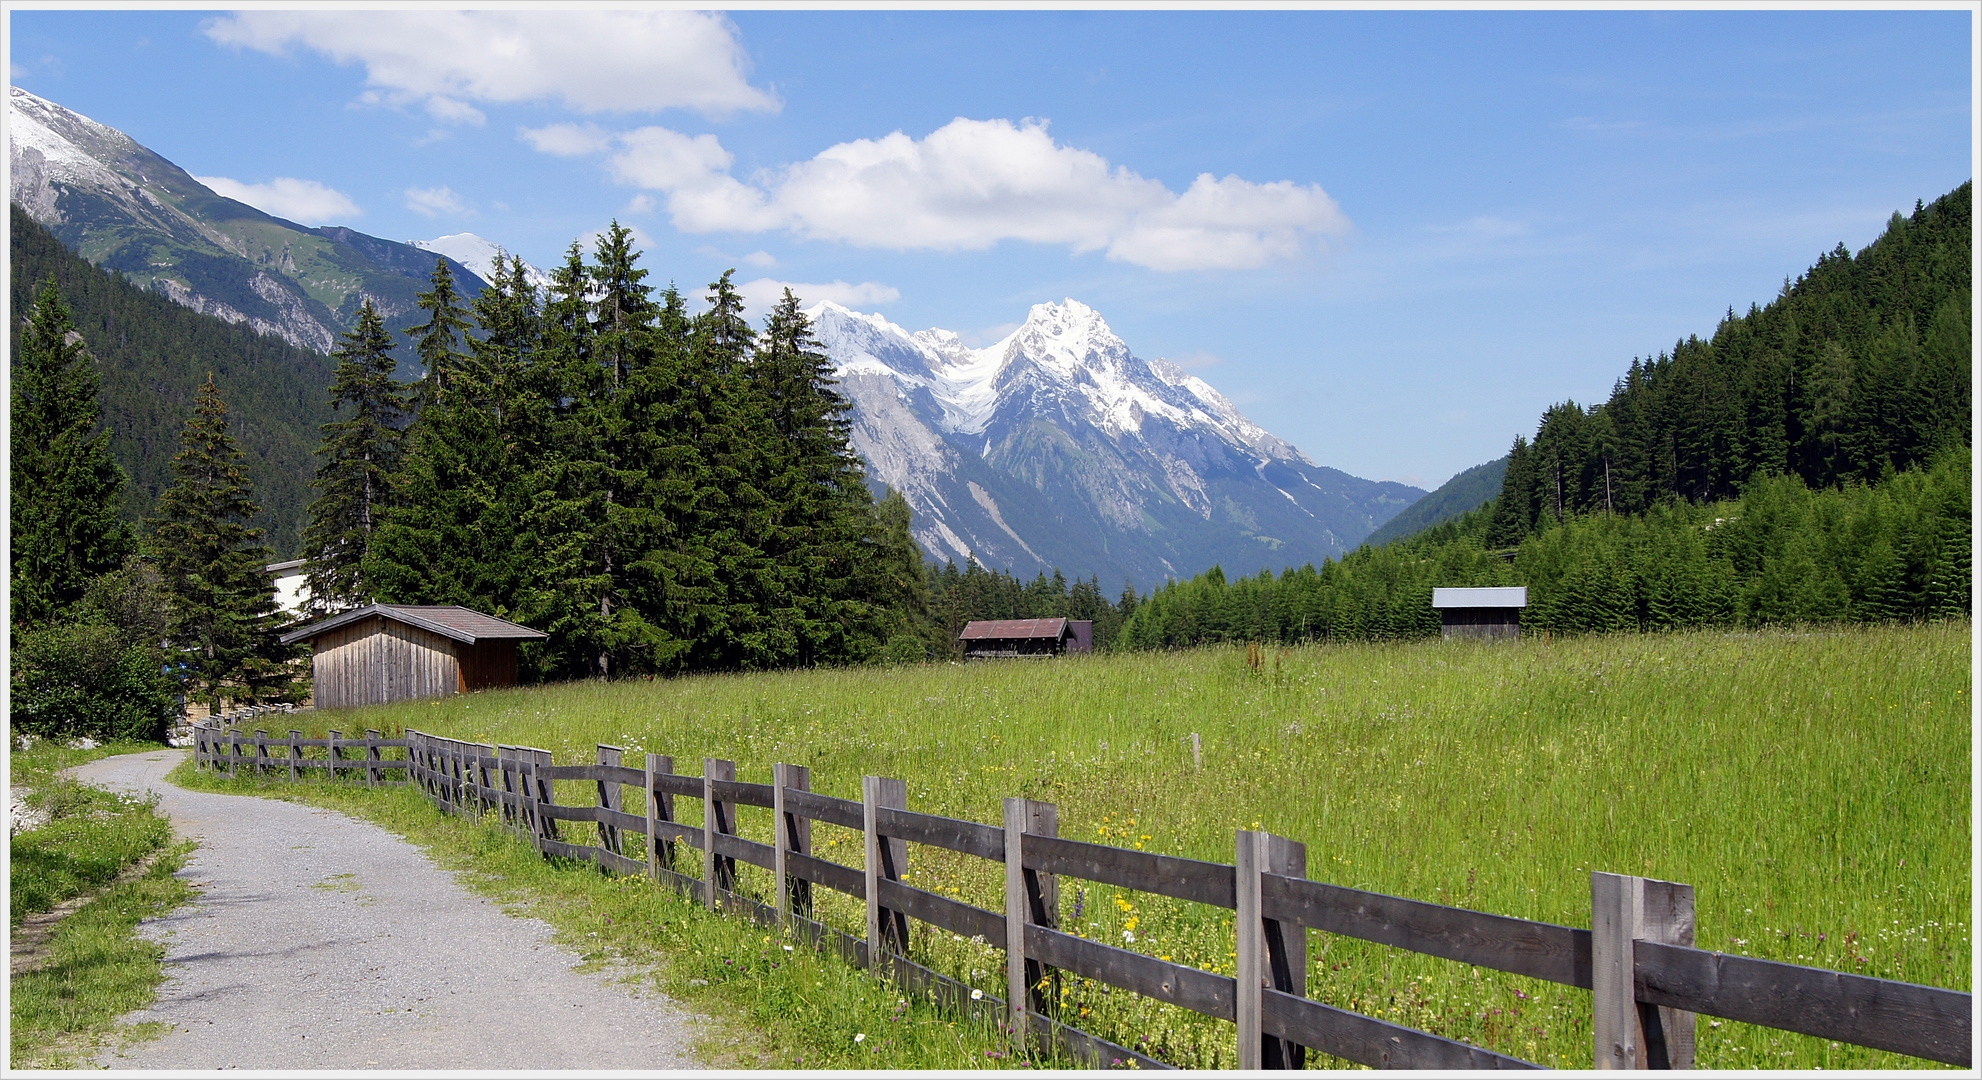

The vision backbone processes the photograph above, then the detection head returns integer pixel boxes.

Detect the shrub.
[10,620,177,743]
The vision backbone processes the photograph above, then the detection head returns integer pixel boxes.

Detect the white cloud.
[528,116,1348,272]
[520,122,614,157]
[738,277,900,319]
[204,11,778,121]
[425,95,486,126]
[195,175,361,224]
[405,185,469,217]
[741,250,777,268]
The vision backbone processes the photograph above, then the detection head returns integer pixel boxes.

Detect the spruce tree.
[147,375,300,707]
[407,257,472,412]
[301,301,407,614]
[10,277,131,627]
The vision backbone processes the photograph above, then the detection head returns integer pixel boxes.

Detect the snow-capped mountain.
[811,299,1422,586]
[414,233,552,296]
[9,85,483,356]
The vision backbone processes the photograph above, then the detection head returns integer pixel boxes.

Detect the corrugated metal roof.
[957,618,1071,641]
[279,603,549,645]
[1431,586,1528,609]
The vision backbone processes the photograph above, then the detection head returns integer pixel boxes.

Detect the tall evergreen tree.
[10,277,131,626]
[146,375,300,707]
[301,301,407,614]
[407,257,472,412]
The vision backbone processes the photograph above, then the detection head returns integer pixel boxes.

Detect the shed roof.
[1431,586,1528,609]
[279,604,549,646]
[958,618,1071,641]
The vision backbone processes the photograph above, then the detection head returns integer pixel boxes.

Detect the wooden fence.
[190,721,1971,1070]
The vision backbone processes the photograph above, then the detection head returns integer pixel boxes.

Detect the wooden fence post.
[228,729,241,779]
[596,745,624,855]
[255,730,270,778]
[1004,796,1060,1038]
[326,730,343,782]
[646,754,675,877]
[704,758,737,909]
[865,776,910,970]
[365,729,381,789]
[773,763,813,925]
[1593,872,1697,1069]
[1237,829,1309,1070]
[532,748,558,847]
[478,743,494,816]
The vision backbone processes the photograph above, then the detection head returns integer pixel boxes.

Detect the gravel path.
[69,750,707,1070]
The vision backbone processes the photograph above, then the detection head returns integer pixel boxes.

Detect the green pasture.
[289,622,1969,1069]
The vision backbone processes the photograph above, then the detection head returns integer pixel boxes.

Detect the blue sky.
[9,8,1973,489]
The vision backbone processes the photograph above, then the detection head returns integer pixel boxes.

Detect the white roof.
[1432,586,1528,609]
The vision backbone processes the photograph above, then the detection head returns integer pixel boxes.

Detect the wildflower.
[783,944,794,952]
[854,1033,866,1043]
[970,988,984,1000]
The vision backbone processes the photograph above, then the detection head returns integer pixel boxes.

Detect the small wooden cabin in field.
[959,618,1093,660]
[1431,587,1528,641]
[278,604,548,709]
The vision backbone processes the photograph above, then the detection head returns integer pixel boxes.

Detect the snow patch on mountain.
[413,233,553,294]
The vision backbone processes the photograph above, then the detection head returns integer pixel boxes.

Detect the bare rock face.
[8,85,483,360]
[810,300,1423,587]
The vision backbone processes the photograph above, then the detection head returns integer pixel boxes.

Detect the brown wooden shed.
[959,617,1079,660]
[278,604,548,709]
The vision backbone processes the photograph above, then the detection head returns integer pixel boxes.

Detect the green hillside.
[1115,182,1972,647]
[10,205,336,557]
[1364,454,1508,547]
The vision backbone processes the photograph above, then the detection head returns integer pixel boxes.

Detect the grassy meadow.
[276,622,1967,1069]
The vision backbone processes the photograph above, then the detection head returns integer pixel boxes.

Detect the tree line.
[1115,184,1971,650]
[303,224,919,681]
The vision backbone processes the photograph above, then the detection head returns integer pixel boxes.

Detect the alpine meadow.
[6,10,1973,1073]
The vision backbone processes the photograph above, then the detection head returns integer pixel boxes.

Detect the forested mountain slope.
[1115,183,1972,648]
[10,205,333,556]
[1485,182,1970,546]
[1364,455,1508,547]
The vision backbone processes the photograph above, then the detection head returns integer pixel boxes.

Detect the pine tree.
[146,375,300,707]
[301,301,407,614]
[10,277,131,627]
[407,257,472,413]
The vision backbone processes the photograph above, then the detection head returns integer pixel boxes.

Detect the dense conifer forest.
[9,205,335,556]
[1117,183,1972,647]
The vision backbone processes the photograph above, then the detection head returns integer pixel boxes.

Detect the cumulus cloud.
[739,277,900,319]
[204,10,778,121]
[520,122,614,157]
[405,185,469,217]
[195,175,361,225]
[528,116,1347,272]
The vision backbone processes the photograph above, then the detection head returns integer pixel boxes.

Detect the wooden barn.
[278,604,548,709]
[1431,587,1528,641]
[958,617,1092,660]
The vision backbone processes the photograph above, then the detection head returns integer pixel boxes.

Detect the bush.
[10,620,177,743]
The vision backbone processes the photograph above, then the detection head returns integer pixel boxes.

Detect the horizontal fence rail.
[193,721,1971,1070]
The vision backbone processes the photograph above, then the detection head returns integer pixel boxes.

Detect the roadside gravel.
[69,750,706,1071]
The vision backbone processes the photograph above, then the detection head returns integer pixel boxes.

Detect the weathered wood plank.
[709,830,775,871]
[781,787,864,830]
[875,876,1006,943]
[773,764,812,924]
[875,805,1005,860]
[1259,988,1542,1070]
[708,778,775,808]
[1024,834,1234,908]
[1025,923,1236,1022]
[864,776,910,961]
[545,762,648,786]
[1634,941,1971,1067]
[1261,873,1592,988]
[785,849,865,899]
[704,758,737,909]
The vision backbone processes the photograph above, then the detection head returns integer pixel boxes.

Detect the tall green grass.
[296,623,1969,1069]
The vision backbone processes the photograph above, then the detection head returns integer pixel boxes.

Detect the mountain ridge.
[811,298,1422,586]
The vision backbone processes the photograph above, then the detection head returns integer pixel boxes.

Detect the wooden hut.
[1431,587,1528,641]
[278,604,548,708]
[958,618,1079,660]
